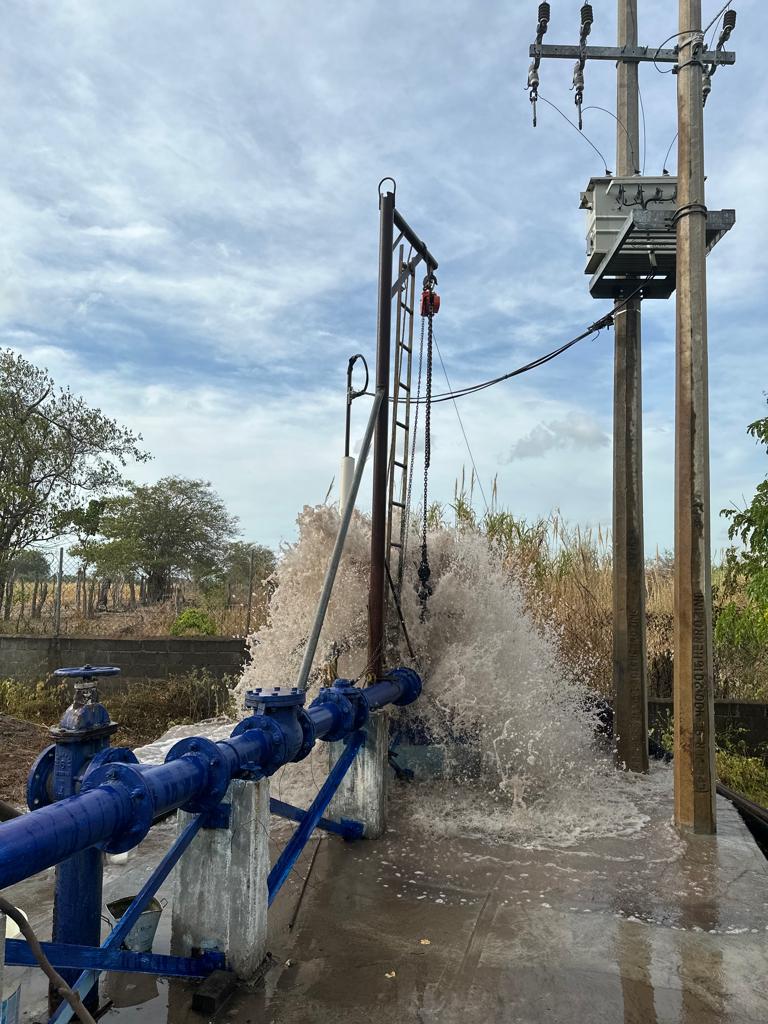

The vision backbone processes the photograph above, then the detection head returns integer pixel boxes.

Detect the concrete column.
[673,0,716,833]
[329,714,389,839]
[613,0,649,775]
[171,778,270,978]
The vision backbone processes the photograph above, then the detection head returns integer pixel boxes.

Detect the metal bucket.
[106,896,165,953]
[2,910,25,1024]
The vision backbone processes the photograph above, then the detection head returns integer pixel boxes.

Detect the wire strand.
[537,93,611,173]
[581,105,639,173]
[662,131,679,173]
[433,339,489,511]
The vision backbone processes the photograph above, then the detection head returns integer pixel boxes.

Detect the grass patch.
[0,670,236,747]
[716,751,768,807]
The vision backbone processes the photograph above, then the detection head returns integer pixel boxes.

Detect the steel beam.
[529,44,735,65]
[368,192,395,679]
[393,210,438,271]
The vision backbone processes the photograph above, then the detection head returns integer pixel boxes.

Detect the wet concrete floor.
[6,781,768,1024]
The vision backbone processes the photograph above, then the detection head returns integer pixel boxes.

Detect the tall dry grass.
[440,478,763,700]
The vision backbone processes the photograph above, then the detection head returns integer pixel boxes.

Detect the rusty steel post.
[613,0,648,773]
[673,0,717,833]
[368,191,395,679]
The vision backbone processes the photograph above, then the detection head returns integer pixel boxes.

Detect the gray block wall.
[0,635,248,683]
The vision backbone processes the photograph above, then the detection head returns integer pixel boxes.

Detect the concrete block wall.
[0,634,248,683]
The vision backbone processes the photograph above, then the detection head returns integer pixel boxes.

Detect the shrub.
[170,608,217,636]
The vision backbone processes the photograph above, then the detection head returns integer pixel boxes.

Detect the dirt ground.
[0,714,51,810]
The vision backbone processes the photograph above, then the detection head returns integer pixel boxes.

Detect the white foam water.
[139,504,664,847]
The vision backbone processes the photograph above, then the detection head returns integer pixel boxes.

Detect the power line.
[396,278,652,406]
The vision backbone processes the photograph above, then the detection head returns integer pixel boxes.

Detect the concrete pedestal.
[329,714,389,839]
[171,778,269,979]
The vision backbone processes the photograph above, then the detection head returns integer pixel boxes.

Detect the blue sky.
[1,0,766,555]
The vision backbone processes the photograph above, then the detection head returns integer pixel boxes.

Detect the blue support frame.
[267,730,365,906]
[46,812,206,1024]
[4,939,223,978]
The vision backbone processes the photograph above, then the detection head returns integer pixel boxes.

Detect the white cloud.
[505,414,609,462]
[0,0,766,551]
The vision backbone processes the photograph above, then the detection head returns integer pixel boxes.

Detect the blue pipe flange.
[292,707,316,763]
[81,747,139,786]
[165,736,230,812]
[230,714,286,778]
[387,667,423,706]
[81,762,154,854]
[26,744,56,810]
[331,679,370,730]
[309,687,355,742]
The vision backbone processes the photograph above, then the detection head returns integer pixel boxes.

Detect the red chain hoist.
[420,275,440,317]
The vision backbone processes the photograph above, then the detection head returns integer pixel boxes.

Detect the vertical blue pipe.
[50,733,111,1015]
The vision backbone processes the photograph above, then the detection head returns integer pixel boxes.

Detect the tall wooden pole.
[673,0,716,832]
[613,0,648,773]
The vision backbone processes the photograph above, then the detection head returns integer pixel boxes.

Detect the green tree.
[76,476,239,602]
[0,349,148,590]
[721,404,768,605]
[203,541,276,593]
[9,549,52,580]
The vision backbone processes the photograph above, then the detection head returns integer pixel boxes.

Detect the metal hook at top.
[378,177,397,206]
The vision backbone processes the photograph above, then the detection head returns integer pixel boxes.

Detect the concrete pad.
[3,772,767,1024]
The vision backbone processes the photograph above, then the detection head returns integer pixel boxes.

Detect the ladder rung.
[396,420,408,429]
[401,344,412,354]
[394,459,406,469]
[398,382,410,392]
[391,500,405,508]
[390,541,402,549]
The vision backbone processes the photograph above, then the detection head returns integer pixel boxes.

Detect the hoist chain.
[403,313,425,572]
[417,275,437,621]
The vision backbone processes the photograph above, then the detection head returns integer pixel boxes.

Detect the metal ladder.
[385,244,416,598]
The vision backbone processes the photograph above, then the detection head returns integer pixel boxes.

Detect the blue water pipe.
[2,662,421,1021]
[0,667,420,890]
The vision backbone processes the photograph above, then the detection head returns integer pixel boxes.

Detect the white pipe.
[296,390,384,691]
[339,456,356,514]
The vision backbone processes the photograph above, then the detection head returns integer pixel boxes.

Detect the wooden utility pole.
[613,0,648,774]
[673,0,716,832]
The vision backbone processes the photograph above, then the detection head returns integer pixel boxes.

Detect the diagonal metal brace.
[269,797,363,840]
[268,729,366,905]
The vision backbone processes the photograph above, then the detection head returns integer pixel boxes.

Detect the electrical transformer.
[580,175,678,274]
